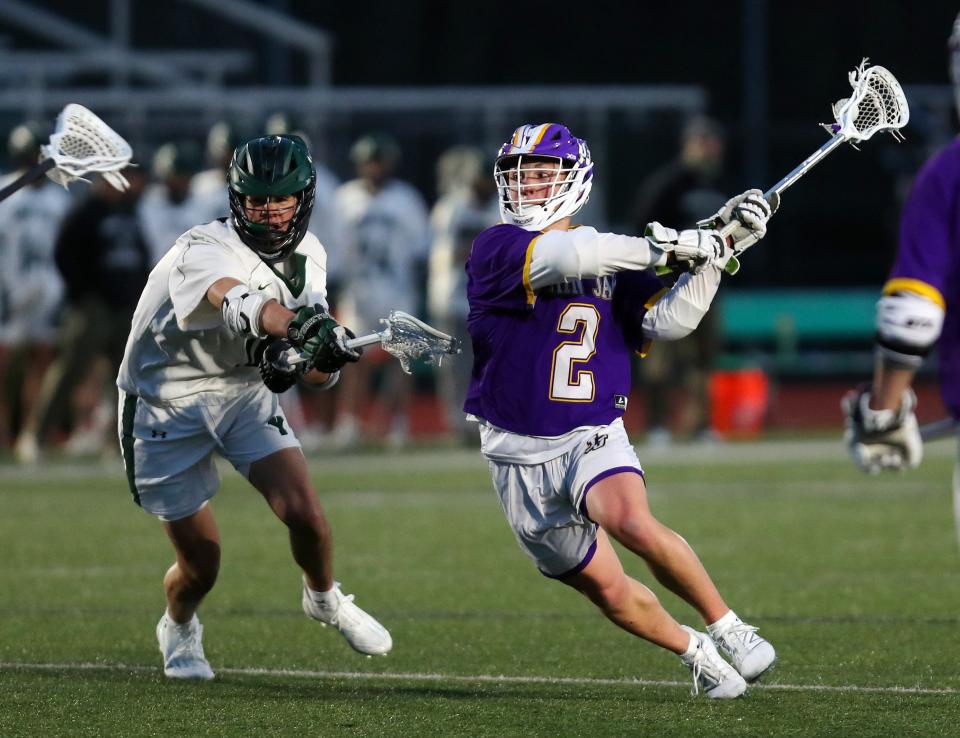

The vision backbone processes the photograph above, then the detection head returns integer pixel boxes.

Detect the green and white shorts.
[117,385,301,522]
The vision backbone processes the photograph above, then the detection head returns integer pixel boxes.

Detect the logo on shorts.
[267,416,288,436]
[614,394,628,410]
[151,429,167,438]
[584,432,608,455]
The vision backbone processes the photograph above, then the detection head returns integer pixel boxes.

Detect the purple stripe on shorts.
[579,466,644,522]
[542,538,598,580]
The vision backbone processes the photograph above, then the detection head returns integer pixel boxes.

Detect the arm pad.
[875,291,944,367]
[640,265,722,340]
[527,228,668,290]
[221,284,269,339]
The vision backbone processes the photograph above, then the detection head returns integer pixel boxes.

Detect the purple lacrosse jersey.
[888,138,960,419]
[464,223,664,436]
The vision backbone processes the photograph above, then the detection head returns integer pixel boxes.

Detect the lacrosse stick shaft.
[0,159,56,203]
[344,332,387,350]
[920,417,960,442]
[287,331,385,365]
[718,134,848,244]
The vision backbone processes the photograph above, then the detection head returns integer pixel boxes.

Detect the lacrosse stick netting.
[715,59,909,272]
[345,311,461,374]
[41,104,133,191]
[289,311,461,374]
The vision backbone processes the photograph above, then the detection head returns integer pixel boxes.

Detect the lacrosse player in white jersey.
[428,146,499,443]
[117,134,392,680]
[0,123,72,445]
[137,141,207,267]
[332,133,431,448]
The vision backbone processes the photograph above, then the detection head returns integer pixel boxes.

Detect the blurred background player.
[0,122,73,448]
[465,122,776,698]
[428,145,499,444]
[842,14,960,529]
[138,141,206,267]
[14,168,151,463]
[631,116,729,446]
[264,112,347,449]
[190,120,244,224]
[332,132,430,448]
[116,134,389,679]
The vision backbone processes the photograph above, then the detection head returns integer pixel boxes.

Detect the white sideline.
[1,661,958,696]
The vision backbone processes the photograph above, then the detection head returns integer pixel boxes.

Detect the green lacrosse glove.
[286,304,362,373]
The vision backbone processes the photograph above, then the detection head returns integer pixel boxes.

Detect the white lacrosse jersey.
[0,178,72,343]
[335,178,430,331]
[117,218,330,404]
[137,183,209,267]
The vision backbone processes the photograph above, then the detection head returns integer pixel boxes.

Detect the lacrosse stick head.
[41,104,133,191]
[377,311,461,374]
[826,59,909,144]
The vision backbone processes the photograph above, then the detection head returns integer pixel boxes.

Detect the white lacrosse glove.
[841,385,922,474]
[644,222,732,274]
[697,188,777,253]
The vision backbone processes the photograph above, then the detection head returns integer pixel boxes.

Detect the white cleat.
[679,626,747,699]
[712,619,777,682]
[156,613,215,680]
[302,579,392,656]
[13,433,39,465]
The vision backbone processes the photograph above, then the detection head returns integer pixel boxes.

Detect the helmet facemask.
[494,123,593,231]
[228,135,316,263]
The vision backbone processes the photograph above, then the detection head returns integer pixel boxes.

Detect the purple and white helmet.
[494,123,593,231]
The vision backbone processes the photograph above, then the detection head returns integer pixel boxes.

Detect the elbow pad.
[640,267,721,340]
[875,292,944,367]
[221,284,269,339]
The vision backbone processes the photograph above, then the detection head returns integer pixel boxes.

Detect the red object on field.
[709,369,770,438]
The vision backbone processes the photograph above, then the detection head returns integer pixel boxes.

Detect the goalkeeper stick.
[681,60,909,276]
[0,104,133,204]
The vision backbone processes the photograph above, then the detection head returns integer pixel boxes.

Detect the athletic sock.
[706,610,739,638]
[305,582,337,607]
[681,630,700,660]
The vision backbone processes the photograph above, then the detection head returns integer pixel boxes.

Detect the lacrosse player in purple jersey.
[465,123,776,699]
[842,18,960,496]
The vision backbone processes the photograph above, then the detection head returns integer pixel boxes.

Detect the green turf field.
[1,440,959,737]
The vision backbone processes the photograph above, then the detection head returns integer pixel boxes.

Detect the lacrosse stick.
[290,310,461,375]
[0,104,133,204]
[657,60,909,277]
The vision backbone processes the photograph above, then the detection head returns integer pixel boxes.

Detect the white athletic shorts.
[117,384,301,522]
[486,420,644,578]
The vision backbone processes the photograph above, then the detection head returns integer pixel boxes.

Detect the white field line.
[1,660,957,696]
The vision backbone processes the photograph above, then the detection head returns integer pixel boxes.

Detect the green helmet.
[228,134,316,263]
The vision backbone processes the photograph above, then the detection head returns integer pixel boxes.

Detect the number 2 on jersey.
[549,303,599,402]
